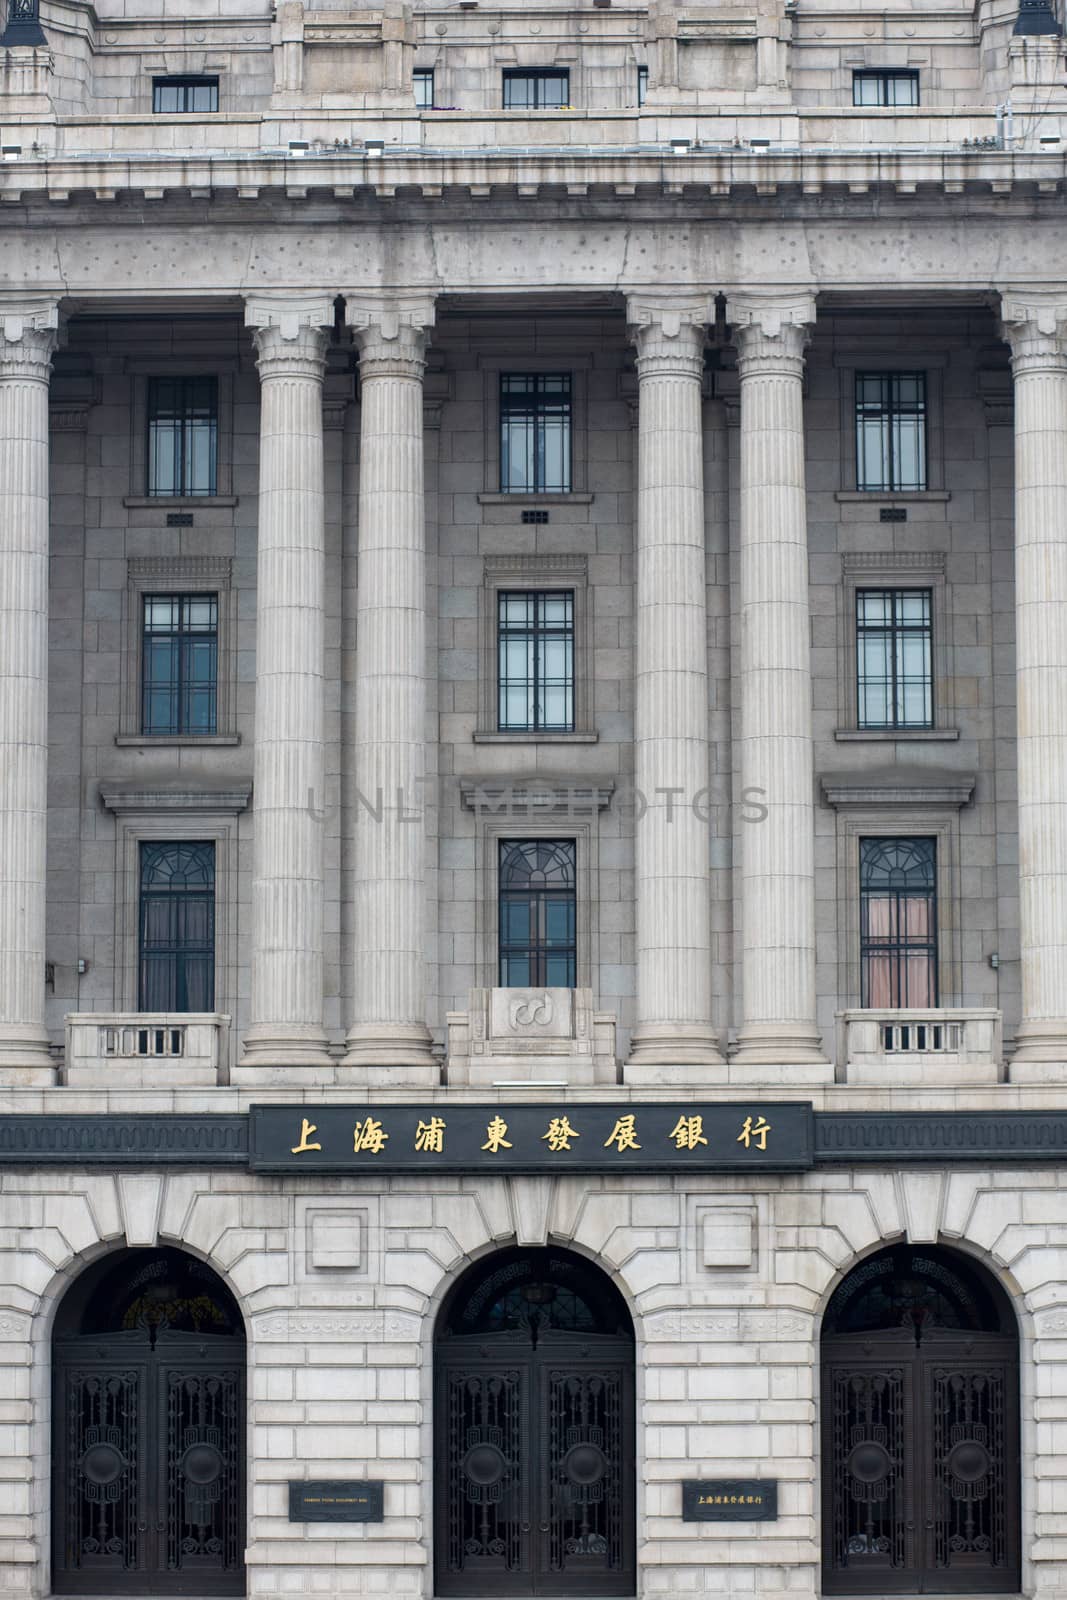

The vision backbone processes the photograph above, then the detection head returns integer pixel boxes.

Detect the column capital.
[0,296,61,378]
[346,294,435,370]
[999,289,1067,369]
[626,296,714,370]
[730,291,816,371]
[244,292,333,377]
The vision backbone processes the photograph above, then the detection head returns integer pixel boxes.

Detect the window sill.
[122,495,238,509]
[834,727,960,743]
[474,730,599,744]
[115,734,241,747]
[477,492,594,505]
[834,490,950,502]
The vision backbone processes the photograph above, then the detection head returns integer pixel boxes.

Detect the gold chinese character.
[737,1114,771,1151]
[481,1115,513,1153]
[415,1116,446,1154]
[604,1114,641,1152]
[291,1117,321,1154]
[352,1117,389,1153]
[668,1114,708,1151]
[542,1116,580,1152]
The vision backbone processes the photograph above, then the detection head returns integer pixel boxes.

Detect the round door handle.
[136,1521,147,1533]
[925,1520,935,1530]
[539,1521,550,1533]
[905,1521,915,1531]
[521,1522,531,1533]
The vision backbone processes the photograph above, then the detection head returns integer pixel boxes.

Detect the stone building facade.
[4,1,1067,1598]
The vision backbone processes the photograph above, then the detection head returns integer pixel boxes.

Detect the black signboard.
[249,1101,814,1174]
[682,1480,778,1521]
[289,1481,384,1522]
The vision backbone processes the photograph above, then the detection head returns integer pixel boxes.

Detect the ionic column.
[240,295,334,1071]
[731,294,829,1072]
[0,300,59,1081]
[343,298,436,1078]
[1001,293,1067,1069]
[624,300,724,1076]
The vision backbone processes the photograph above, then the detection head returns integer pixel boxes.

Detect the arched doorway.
[821,1244,1020,1594]
[434,1247,636,1597]
[52,1247,245,1595]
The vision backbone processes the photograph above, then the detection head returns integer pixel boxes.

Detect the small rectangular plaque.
[288,1480,384,1522]
[682,1480,777,1521]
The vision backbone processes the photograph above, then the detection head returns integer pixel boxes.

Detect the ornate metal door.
[823,1331,1019,1594]
[436,1332,635,1597]
[54,1329,244,1595]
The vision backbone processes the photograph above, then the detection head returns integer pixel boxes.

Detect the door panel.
[54,1334,244,1596]
[436,1338,634,1598]
[823,1336,1019,1595]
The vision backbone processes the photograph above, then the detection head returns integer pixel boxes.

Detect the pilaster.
[343,294,438,1082]
[1000,291,1067,1075]
[623,297,725,1082]
[0,298,60,1082]
[730,292,831,1077]
[237,294,334,1077]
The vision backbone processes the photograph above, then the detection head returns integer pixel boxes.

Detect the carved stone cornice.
[730,291,815,372]
[345,294,435,373]
[0,297,61,380]
[999,288,1067,371]
[244,293,333,380]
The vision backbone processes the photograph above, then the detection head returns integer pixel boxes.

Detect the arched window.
[139,841,215,1011]
[859,837,937,1006]
[822,1244,1020,1594]
[435,1247,635,1597]
[498,839,577,987]
[52,1247,245,1596]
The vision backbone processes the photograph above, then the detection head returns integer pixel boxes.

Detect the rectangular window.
[852,69,919,106]
[855,371,926,492]
[147,376,218,496]
[503,69,570,109]
[414,67,434,108]
[498,590,575,732]
[637,65,649,106]
[856,588,933,729]
[499,839,577,987]
[860,836,937,1007]
[141,593,219,736]
[139,841,216,1012]
[152,76,220,113]
[500,373,571,493]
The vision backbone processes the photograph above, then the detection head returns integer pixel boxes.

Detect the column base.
[0,1026,57,1084]
[342,1021,440,1086]
[624,1022,727,1080]
[238,1026,333,1072]
[1010,1019,1067,1079]
[731,1021,833,1074]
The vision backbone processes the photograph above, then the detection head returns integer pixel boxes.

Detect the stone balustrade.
[837,1008,1003,1085]
[65,1012,230,1087]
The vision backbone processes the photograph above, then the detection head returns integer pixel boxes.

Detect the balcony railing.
[837,1008,1003,1084]
[65,1012,229,1085]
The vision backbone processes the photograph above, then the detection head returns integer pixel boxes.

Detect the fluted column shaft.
[625,304,723,1071]
[0,303,58,1078]
[241,299,333,1069]
[345,308,435,1073]
[732,298,828,1069]
[1002,296,1067,1067]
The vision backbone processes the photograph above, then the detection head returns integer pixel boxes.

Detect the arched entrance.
[52,1247,245,1595]
[821,1244,1020,1594]
[434,1247,636,1597]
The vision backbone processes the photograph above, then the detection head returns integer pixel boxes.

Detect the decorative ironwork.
[823,1247,1019,1595]
[53,1250,244,1596]
[436,1249,635,1596]
[0,0,47,46]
